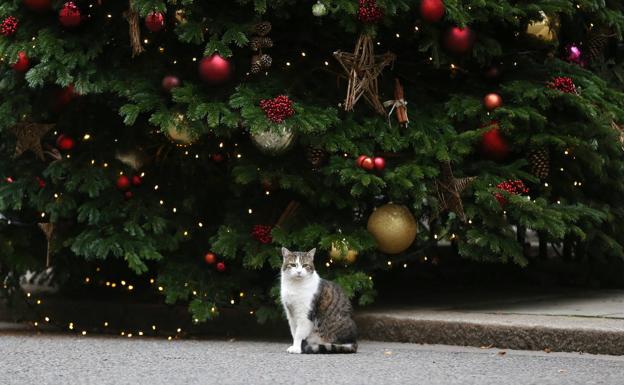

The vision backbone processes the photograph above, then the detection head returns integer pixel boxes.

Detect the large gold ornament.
[250,125,295,155]
[367,203,417,254]
[166,113,196,145]
[526,11,559,43]
[330,241,358,264]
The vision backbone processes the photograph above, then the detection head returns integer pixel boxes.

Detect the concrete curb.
[355,311,624,356]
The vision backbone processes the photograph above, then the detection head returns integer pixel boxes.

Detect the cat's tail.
[301,340,357,354]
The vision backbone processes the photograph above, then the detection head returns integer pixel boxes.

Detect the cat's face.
[281,247,316,280]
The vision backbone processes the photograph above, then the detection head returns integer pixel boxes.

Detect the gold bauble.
[367,203,417,254]
[330,241,358,264]
[250,125,295,155]
[526,11,559,43]
[166,113,196,145]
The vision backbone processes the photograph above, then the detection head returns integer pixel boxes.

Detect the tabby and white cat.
[280,247,358,354]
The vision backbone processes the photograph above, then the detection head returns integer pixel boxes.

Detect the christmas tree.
[2,0,624,323]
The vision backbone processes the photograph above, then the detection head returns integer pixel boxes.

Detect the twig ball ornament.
[444,26,475,55]
[420,0,445,23]
[526,11,558,43]
[166,113,196,145]
[367,203,418,254]
[250,126,295,155]
[483,93,503,111]
[312,2,327,17]
[198,54,232,85]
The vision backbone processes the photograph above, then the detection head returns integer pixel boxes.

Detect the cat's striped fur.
[280,247,357,354]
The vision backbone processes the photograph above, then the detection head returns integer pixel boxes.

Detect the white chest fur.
[280,273,320,317]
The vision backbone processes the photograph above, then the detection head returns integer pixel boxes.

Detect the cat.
[279,247,358,354]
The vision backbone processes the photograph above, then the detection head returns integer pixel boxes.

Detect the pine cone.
[250,60,262,74]
[528,147,550,180]
[585,27,612,63]
[306,146,327,170]
[250,36,273,51]
[253,21,272,36]
[259,54,272,68]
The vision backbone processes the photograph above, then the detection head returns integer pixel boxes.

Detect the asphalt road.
[1,334,623,385]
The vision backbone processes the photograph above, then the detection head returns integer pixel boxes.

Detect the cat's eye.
[288,263,297,268]
[303,264,311,268]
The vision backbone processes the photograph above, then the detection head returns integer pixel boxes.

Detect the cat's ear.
[307,248,316,259]
[281,247,291,258]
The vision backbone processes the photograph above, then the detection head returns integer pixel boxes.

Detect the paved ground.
[1,334,623,385]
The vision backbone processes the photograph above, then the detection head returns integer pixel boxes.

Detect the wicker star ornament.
[334,34,396,115]
[9,122,55,160]
[435,161,476,222]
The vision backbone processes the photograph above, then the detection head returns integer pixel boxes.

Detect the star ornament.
[334,33,396,115]
[8,122,55,161]
[435,161,476,222]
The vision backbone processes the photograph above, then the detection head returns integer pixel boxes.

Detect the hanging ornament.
[54,84,77,110]
[358,0,383,23]
[585,27,612,63]
[116,175,131,191]
[59,2,81,28]
[330,241,358,264]
[174,9,187,25]
[250,36,273,51]
[528,147,550,180]
[420,0,445,23]
[526,11,558,43]
[306,146,328,171]
[37,223,55,267]
[1,16,19,36]
[23,0,51,12]
[252,21,272,37]
[312,2,327,17]
[198,54,232,85]
[564,43,585,66]
[115,148,147,170]
[250,54,272,74]
[334,33,396,115]
[260,95,295,123]
[211,152,225,163]
[435,161,476,222]
[56,134,75,151]
[216,262,226,272]
[145,11,165,32]
[12,51,30,72]
[204,252,216,265]
[359,156,374,170]
[548,76,577,94]
[251,126,295,155]
[131,175,142,186]
[9,122,55,161]
[124,191,133,200]
[162,75,181,92]
[36,176,46,189]
[481,123,509,161]
[483,93,502,111]
[373,157,385,171]
[494,180,529,206]
[367,203,417,254]
[166,113,196,145]
[383,79,409,127]
[444,26,475,55]
[251,224,273,244]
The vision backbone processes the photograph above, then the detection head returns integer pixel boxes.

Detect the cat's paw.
[287,345,302,354]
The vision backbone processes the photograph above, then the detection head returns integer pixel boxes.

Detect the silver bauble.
[251,125,295,155]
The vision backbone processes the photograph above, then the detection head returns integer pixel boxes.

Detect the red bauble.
[124,191,133,200]
[420,0,445,23]
[444,26,475,55]
[161,75,180,92]
[483,93,502,111]
[211,153,225,162]
[131,175,142,187]
[36,176,46,189]
[12,51,29,72]
[198,54,232,85]
[481,124,509,161]
[23,0,51,12]
[204,252,216,265]
[116,175,131,191]
[373,157,385,171]
[56,134,75,151]
[356,155,367,167]
[145,11,165,33]
[360,157,374,171]
[59,2,81,28]
[55,84,77,110]
[216,262,226,272]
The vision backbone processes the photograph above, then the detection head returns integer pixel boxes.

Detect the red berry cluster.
[358,0,384,23]
[251,224,273,244]
[260,95,295,123]
[494,179,529,206]
[0,16,18,36]
[548,76,577,94]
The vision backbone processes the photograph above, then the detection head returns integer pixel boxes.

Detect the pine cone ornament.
[250,36,273,51]
[585,27,612,63]
[259,54,272,68]
[253,21,272,36]
[528,147,550,180]
[306,146,327,170]
[250,55,263,74]
[353,206,367,223]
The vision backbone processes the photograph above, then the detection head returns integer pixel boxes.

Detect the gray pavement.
[1,334,624,385]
